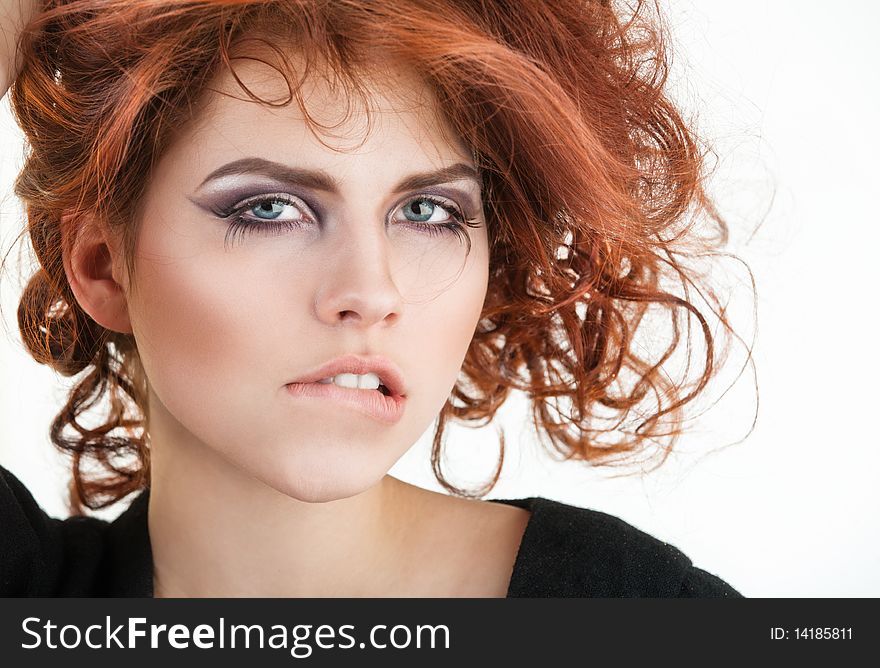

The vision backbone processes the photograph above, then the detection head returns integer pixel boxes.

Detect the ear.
[62,213,133,335]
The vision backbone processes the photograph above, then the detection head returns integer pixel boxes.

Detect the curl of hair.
[8,0,756,513]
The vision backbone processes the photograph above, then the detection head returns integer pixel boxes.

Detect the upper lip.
[289,354,407,397]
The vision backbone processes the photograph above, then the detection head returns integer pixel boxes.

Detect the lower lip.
[284,382,407,425]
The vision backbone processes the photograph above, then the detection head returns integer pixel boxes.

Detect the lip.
[288,354,407,398]
[284,381,406,425]
[284,353,408,425]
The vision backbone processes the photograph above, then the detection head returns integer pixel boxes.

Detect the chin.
[255,456,387,504]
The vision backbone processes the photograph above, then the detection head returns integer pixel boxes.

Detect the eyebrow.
[197,157,480,194]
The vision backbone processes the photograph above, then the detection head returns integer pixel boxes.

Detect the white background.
[1,0,878,597]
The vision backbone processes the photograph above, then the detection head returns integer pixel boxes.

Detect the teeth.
[316,372,382,390]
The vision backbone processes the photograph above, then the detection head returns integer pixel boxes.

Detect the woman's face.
[124,50,489,502]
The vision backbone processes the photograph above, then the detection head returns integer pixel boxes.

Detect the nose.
[313,223,403,329]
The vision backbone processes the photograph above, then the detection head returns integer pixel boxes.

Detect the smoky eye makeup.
[188,179,324,220]
[401,186,483,221]
[187,164,486,251]
[190,181,483,226]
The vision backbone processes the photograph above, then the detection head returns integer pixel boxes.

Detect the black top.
[0,464,741,597]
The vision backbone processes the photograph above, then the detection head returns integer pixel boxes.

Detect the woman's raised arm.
[0,0,38,98]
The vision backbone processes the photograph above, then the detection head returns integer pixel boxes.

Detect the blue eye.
[250,200,291,220]
[243,197,303,222]
[220,193,311,249]
[402,198,449,223]
[398,196,472,228]
[219,192,480,250]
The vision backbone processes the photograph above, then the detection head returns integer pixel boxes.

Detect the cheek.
[415,234,490,405]
[127,225,288,433]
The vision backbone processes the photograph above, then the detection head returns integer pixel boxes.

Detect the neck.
[147,419,425,598]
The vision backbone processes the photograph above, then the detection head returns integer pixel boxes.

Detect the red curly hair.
[7,0,755,514]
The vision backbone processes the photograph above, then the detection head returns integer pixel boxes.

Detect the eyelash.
[220,193,481,248]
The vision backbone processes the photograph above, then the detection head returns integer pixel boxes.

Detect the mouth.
[312,376,394,397]
[289,354,408,399]
[284,380,407,425]
[285,354,408,423]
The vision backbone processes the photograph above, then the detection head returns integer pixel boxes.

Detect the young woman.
[1,0,746,597]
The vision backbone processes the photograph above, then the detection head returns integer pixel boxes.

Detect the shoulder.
[492,496,742,598]
[0,463,150,596]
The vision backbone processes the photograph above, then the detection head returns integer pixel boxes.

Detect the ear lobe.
[62,213,133,335]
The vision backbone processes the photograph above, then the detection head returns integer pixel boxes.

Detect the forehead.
[182,42,473,169]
